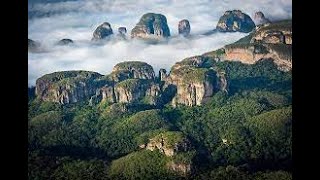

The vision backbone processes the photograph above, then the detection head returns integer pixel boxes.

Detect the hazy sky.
[28,0,292,86]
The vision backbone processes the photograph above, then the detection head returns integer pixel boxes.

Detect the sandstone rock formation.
[205,20,292,71]
[215,70,228,93]
[253,11,271,25]
[216,10,255,33]
[251,20,292,45]
[35,71,104,104]
[109,61,155,82]
[92,22,113,41]
[159,68,168,81]
[178,19,191,37]
[89,61,161,106]
[57,38,73,45]
[35,59,227,107]
[165,56,221,107]
[97,79,161,105]
[131,13,170,39]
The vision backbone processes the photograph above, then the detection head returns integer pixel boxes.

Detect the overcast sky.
[28,0,292,86]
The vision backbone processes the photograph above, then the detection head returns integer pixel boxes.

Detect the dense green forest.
[28,58,292,179]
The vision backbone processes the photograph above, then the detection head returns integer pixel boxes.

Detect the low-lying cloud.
[28,0,292,86]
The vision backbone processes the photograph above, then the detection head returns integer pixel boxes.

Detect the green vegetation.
[152,131,185,148]
[171,67,216,84]
[38,71,102,83]
[202,48,226,59]
[114,61,153,70]
[52,159,109,180]
[225,42,253,50]
[29,45,291,179]
[266,44,292,60]
[258,20,292,32]
[233,32,255,45]
[115,78,150,89]
[108,150,175,180]
[215,59,292,95]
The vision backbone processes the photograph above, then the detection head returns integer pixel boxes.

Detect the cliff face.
[220,45,291,72]
[35,71,104,104]
[252,20,292,45]
[34,56,226,107]
[163,56,220,107]
[114,79,161,104]
[205,20,292,72]
[92,79,161,105]
[89,62,160,106]
[131,13,170,39]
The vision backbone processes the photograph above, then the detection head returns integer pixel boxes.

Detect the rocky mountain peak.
[216,10,255,33]
[131,13,170,39]
[92,22,113,41]
[254,11,271,25]
[178,19,191,37]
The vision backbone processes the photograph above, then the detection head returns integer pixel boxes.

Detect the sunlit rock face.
[35,71,104,104]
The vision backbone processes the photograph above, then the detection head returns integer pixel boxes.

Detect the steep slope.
[204,20,292,71]
[35,71,104,104]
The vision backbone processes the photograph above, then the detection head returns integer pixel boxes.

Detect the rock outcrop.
[131,13,170,39]
[117,27,127,39]
[145,131,191,157]
[178,19,191,37]
[205,20,292,71]
[28,39,40,52]
[118,27,127,35]
[144,131,193,175]
[251,20,292,45]
[35,71,104,104]
[159,68,168,81]
[89,61,161,106]
[215,70,228,93]
[57,38,73,45]
[164,56,220,107]
[92,22,113,41]
[108,61,155,82]
[216,10,255,33]
[253,11,271,25]
[97,79,161,105]
[35,58,227,107]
